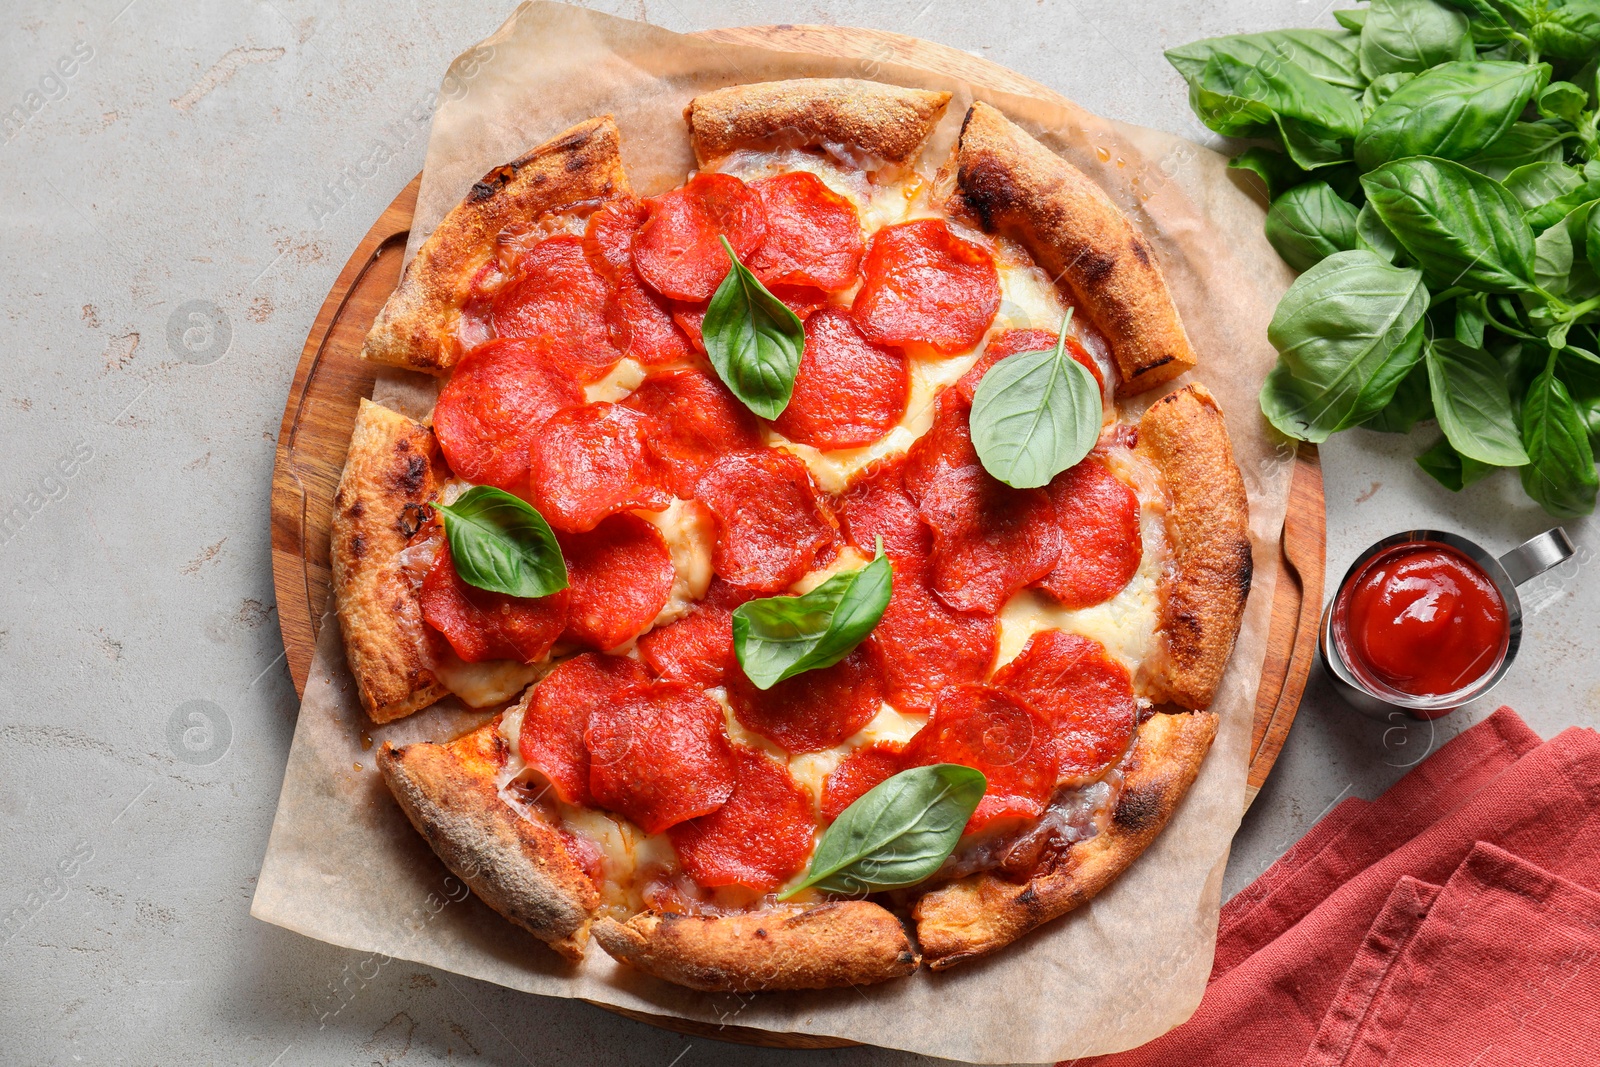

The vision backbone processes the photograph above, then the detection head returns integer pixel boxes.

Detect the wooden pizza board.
[267,24,1325,1049]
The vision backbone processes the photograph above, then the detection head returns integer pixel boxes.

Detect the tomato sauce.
[1333,542,1510,699]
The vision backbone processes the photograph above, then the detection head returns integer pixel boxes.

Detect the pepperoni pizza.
[331,80,1252,992]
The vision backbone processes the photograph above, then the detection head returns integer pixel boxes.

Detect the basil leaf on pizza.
[732,540,893,689]
[702,235,805,420]
[780,764,987,898]
[970,313,1103,489]
[434,486,568,598]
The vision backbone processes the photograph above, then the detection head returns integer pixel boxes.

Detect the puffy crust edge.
[361,116,631,375]
[377,722,600,961]
[686,78,951,167]
[911,709,1219,969]
[952,101,1197,394]
[331,398,448,723]
[1136,384,1253,710]
[592,902,920,992]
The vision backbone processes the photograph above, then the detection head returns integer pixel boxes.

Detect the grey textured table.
[3,2,1595,1064]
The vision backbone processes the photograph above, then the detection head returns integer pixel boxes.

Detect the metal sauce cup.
[1319,528,1574,720]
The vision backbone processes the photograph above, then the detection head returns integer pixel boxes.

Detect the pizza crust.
[1136,384,1253,710]
[592,902,920,992]
[331,398,448,723]
[686,79,951,167]
[378,721,600,961]
[362,116,631,375]
[911,708,1218,969]
[952,101,1197,394]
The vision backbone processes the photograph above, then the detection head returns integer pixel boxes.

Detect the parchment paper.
[252,4,1299,1060]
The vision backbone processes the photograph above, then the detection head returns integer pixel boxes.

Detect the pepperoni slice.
[558,513,675,651]
[670,302,708,353]
[583,198,695,367]
[901,397,980,503]
[746,172,864,292]
[582,197,645,284]
[528,403,670,532]
[955,327,1105,404]
[1035,458,1142,609]
[992,630,1138,781]
[585,681,736,834]
[820,742,905,822]
[770,284,829,320]
[631,173,768,302]
[518,652,651,805]
[726,643,885,753]
[901,683,1057,832]
[419,541,568,663]
[668,746,815,892]
[919,466,1062,614]
[851,220,1000,354]
[671,286,827,354]
[620,369,762,497]
[874,571,999,715]
[772,308,909,451]
[432,338,584,492]
[636,579,751,687]
[491,235,621,382]
[694,450,838,593]
[838,458,931,570]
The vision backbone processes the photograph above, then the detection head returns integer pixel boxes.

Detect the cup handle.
[1498,527,1575,587]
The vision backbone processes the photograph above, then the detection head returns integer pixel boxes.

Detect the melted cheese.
[433,655,542,709]
[766,352,977,493]
[713,147,922,234]
[584,357,649,403]
[636,497,715,628]
[786,705,926,804]
[995,455,1168,674]
[995,256,1069,335]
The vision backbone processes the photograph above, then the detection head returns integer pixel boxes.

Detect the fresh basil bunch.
[1169,0,1600,516]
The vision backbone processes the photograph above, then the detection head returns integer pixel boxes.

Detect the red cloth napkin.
[1303,842,1600,1066]
[1214,706,1541,976]
[1071,709,1600,1066]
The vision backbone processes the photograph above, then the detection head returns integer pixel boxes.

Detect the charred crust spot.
[1131,355,1178,379]
[564,155,588,173]
[956,157,1022,232]
[1078,248,1118,285]
[1113,782,1162,833]
[395,453,428,495]
[469,164,516,202]
[1165,610,1204,666]
[549,128,594,154]
[896,950,916,965]
[350,533,367,560]
[398,502,428,539]
[754,928,768,939]
[1131,238,1152,268]
[1232,539,1255,598]
[344,500,365,520]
